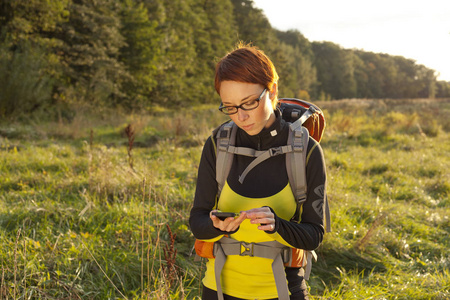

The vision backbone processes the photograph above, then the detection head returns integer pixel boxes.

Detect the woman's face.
[219,81,276,136]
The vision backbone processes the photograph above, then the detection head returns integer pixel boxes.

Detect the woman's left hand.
[245,207,276,231]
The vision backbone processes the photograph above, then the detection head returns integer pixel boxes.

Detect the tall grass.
[0,99,449,299]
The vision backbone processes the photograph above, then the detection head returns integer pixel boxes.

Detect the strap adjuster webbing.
[238,145,293,184]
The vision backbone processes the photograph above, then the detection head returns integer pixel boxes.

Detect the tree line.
[1,0,449,119]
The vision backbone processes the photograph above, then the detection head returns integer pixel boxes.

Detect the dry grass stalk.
[124,124,135,171]
[14,228,21,299]
[89,128,94,149]
[163,224,178,288]
[23,225,26,295]
[355,212,386,251]
[1,261,6,298]
[86,130,94,193]
[141,178,146,292]
[147,183,152,299]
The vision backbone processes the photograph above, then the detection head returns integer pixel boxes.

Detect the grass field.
[1,98,449,299]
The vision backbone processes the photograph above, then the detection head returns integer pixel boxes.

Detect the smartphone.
[212,211,239,221]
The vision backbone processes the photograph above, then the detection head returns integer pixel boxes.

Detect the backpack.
[194,98,330,299]
[214,98,329,225]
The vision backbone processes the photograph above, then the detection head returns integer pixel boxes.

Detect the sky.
[252,0,450,82]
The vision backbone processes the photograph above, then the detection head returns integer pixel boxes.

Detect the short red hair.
[214,43,279,96]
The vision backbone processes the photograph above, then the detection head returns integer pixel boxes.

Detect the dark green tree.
[119,0,161,108]
[55,0,129,104]
[144,0,198,106]
[377,54,399,98]
[0,0,69,118]
[392,55,419,98]
[0,42,54,118]
[275,29,317,99]
[416,64,437,98]
[276,29,315,61]
[354,51,385,98]
[354,51,437,99]
[189,0,238,104]
[0,0,69,45]
[230,0,273,48]
[436,80,450,98]
[352,54,370,98]
[312,42,356,99]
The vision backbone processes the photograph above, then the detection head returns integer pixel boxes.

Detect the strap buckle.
[293,129,305,152]
[239,242,254,257]
[219,124,232,138]
[296,194,307,204]
[268,147,283,157]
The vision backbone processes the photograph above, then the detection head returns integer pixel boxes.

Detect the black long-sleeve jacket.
[189,110,326,251]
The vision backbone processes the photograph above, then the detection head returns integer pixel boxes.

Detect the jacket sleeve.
[189,136,230,239]
[269,138,326,251]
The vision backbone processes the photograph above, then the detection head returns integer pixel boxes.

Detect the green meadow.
[1,99,449,299]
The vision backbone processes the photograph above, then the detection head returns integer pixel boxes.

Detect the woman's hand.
[245,207,276,231]
[210,210,247,232]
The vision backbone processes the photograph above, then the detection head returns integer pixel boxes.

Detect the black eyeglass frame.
[218,88,267,115]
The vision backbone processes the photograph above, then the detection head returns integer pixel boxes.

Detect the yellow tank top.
[202,181,296,299]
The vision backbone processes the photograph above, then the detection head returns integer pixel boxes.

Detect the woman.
[189,44,326,300]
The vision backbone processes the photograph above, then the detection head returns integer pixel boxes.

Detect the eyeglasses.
[218,89,267,115]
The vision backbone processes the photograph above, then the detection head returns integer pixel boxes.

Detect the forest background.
[1,0,450,120]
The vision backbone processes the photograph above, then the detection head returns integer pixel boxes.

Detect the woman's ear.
[269,83,278,109]
[269,82,278,99]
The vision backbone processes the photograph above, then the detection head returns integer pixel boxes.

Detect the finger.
[210,212,229,228]
[223,213,247,231]
[235,211,247,222]
[210,215,223,228]
[258,223,275,231]
[221,218,239,232]
[245,207,270,214]
[250,216,273,224]
[248,213,274,223]
[245,208,273,220]
[210,210,227,228]
[213,212,247,232]
[250,219,275,230]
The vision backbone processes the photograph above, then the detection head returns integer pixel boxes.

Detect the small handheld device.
[212,211,239,221]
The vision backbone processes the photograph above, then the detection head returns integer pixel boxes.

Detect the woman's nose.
[237,108,248,122]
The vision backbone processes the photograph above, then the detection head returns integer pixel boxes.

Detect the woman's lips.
[242,124,254,131]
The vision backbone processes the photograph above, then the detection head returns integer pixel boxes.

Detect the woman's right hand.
[210,210,247,232]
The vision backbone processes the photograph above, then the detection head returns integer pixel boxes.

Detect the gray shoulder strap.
[288,118,331,232]
[286,120,309,205]
[215,122,237,198]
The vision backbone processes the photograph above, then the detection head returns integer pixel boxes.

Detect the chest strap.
[213,237,291,300]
